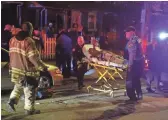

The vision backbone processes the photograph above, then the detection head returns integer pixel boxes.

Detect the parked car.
[1,48,63,90]
[1,61,63,90]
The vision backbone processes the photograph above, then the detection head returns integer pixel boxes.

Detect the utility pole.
[141,2,151,41]
[140,2,152,54]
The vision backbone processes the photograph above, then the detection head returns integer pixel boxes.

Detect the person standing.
[125,26,144,101]
[68,23,83,72]
[56,27,72,78]
[7,22,47,115]
[74,36,87,90]
[46,22,55,38]
[32,28,44,50]
[145,39,162,93]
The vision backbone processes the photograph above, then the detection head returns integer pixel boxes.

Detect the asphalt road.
[2,77,168,120]
[2,61,168,120]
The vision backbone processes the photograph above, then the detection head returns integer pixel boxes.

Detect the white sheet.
[83,44,127,69]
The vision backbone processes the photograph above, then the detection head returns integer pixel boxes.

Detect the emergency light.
[159,32,168,40]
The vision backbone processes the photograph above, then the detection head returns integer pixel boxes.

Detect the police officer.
[73,36,87,90]
[56,27,72,78]
[68,23,83,72]
[7,22,47,115]
[125,26,144,101]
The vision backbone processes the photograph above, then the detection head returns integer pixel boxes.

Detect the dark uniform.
[145,42,162,92]
[126,35,144,100]
[68,31,82,72]
[56,32,72,78]
[74,44,88,89]
[159,41,168,91]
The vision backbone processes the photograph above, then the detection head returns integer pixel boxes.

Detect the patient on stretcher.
[88,47,102,58]
[83,39,127,68]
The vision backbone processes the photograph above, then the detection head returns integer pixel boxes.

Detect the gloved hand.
[20,77,27,87]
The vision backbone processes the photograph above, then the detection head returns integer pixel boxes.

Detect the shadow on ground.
[52,89,87,98]
[91,100,136,120]
[1,113,27,120]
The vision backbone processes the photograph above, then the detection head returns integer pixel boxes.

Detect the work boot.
[146,88,155,93]
[7,99,16,112]
[125,98,137,104]
[137,93,143,100]
[25,109,40,115]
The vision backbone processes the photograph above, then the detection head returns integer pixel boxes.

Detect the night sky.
[1,4,18,29]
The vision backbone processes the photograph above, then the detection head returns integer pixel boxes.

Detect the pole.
[45,9,48,26]
[40,8,45,30]
[140,2,146,40]
[16,2,23,26]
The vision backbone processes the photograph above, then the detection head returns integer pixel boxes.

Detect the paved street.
[1,61,168,120]
[2,77,168,120]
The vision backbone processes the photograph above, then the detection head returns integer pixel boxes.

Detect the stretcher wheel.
[87,85,92,92]
[110,91,114,98]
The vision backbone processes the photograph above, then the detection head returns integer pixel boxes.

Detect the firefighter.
[7,22,47,115]
[125,26,144,101]
[73,36,88,90]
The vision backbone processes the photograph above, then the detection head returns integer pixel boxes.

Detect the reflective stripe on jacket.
[9,36,46,83]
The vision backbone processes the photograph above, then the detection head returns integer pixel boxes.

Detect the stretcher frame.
[82,44,126,97]
[87,62,125,97]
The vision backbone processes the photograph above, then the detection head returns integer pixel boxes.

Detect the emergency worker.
[23,23,44,50]
[7,22,47,115]
[125,26,144,101]
[73,36,88,90]
[56,27,72,78]
[68,23,83,72]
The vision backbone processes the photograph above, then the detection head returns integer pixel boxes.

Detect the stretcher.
[82,44,127,97]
